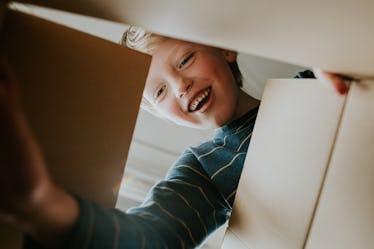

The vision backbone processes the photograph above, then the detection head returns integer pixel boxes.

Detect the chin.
[213,112,235,128]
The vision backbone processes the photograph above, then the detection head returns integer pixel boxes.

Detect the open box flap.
[225,79,346,249]
[305,79,374,249]
[0,9,150,248]
[225,78,374,249]
[0,9,150,207]
[14,0,374,77]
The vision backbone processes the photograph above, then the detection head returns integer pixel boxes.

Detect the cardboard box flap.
[0,8,150,249]
[306,80,374,249]
[15,0,374,76]
[225,79,346,249]
[0,9,150,207]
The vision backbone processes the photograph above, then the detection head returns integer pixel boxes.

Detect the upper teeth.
[190,88,211,111]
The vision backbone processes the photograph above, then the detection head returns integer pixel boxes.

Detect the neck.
[233,89,260,120]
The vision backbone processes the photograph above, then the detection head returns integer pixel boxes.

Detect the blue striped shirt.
[25,107,258,249]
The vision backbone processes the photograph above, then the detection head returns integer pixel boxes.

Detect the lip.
[187,86,213,113]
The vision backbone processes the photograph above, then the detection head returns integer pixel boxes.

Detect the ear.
[222,50,237,63]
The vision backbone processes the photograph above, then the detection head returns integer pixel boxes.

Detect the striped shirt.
[25,107,258,249]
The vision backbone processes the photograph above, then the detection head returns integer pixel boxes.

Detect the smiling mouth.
[188,87,211,112]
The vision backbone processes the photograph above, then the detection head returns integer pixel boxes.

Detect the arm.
[0,59,78,248]
[24,153,230,249]
[34,152,230,249]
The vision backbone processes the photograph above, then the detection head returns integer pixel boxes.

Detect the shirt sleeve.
[294,69,316,79]
[24,150,231,249]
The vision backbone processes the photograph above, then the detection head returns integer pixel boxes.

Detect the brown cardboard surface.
[0,9,150,248]
[0,224,23,249]
[15,0,374,77]
[225,79,346,249]
[0,3,6,28]
[305,80,374,249]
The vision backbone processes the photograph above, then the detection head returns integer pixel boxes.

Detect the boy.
[0,26,348,249]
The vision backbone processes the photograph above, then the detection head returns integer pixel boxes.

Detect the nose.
[174,77,192,98]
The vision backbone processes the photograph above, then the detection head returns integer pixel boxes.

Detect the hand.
[0,58,51,218]
[313,68,351,95]
[0,58,79,247]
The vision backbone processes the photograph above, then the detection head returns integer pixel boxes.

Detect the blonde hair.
[121,26,167,115]
[121,26,243,117]
[121,26,167,55]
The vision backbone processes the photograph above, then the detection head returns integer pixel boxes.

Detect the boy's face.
[143,38,241,129]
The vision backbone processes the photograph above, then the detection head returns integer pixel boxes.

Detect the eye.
[154,84,167,101]
[178,52,195,70]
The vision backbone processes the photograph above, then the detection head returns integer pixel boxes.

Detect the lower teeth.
[195,95,208,111]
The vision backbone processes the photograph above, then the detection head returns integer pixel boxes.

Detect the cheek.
[157,99,183,120]
[201,61,221,77]
[158,100,200,127]
[203,59,235,85]
[217,63,237,85]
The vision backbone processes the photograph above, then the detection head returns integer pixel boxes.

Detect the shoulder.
[165,147,208,180]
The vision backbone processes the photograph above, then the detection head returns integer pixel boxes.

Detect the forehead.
[152,38,196,58]
[146,39,197,76]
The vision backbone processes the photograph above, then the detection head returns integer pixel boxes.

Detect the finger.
[314,68,349,95]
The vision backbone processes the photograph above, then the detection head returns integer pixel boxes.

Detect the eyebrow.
[168,43,192,66]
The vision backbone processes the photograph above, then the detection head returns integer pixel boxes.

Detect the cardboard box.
[0,8,150,248]
[1,1,374,248]
[224,78,374,249]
